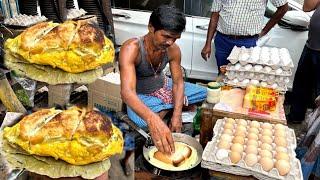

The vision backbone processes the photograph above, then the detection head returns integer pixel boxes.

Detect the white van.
[111,0,311,89]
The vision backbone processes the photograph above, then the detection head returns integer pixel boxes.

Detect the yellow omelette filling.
[3,125,123,165]
[148,142,198,171]
[5,35,114,73]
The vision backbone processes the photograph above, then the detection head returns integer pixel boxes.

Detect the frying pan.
[143,133,203,172]
[116,112,203,173]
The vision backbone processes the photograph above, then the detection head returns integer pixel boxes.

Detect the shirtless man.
[119,5,207,154]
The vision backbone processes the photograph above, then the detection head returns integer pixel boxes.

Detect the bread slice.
[153,143,192,167]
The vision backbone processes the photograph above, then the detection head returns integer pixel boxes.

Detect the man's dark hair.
[149,5,186,33]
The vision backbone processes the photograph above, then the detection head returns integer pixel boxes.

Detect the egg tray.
[226,63,292,77]
[227,46,294,71]
[4,14,47,27]
[66,8,87,20]
[224,79,287,93]
[225,72,290,87]
[201,118,302,180]
[202,141,302,180]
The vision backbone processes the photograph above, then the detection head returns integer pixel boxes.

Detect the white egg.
[232,78,239,84]
[242,79,250,86]
[263,66,272,73]
[250,79,260,86]
[239,53,250,61]
[216,149,229,160]
[271,83,278,89]
[260,81,268,87]
[235,63,242,70]
[275,68,283,75]
[244,64,253,71]
[254,65,263,72]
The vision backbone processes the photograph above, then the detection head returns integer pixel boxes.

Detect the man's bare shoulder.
[121,38,140,50]
[167,43,181,60]
[120,38,140,64]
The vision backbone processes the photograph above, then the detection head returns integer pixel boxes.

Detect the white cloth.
[211,0,287,35]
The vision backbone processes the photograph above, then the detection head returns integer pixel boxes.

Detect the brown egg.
[261,122,273,130]
[250,121,260,128]
[260,136,273,144]
[275,124,286,131]
[236,125,247,132]
[247,139,259,147]
[275,160,291,176]
[232,136,245,144]
[275,146,288,153]
[220,134,233,142]
[259,150,273,158]
[245,145,258,154]
[274,130,286,137]
[275,152,290,161]
[237,119,248,126]
[223,129,233,135]
[248,127,260,134]
[274,137,287,147]
[247,133,259,140]
[231,143,244,153]
[224,123,234,130]
[245,154,258,167]
[218,141,231,149]
[229,151,242,164]
[259,157,274,172]
[261,129,273,137]
[226,118,236,124]
[234,130,246,137]
[260,143,273,151]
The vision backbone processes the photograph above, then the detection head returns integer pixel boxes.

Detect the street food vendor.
[119,5,207,155]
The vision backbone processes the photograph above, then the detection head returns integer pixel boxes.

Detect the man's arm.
[260,3,289,37]
[303,0,320,12]
[201,12,219,61]
[168,44,184,132]
[119,39,175,154]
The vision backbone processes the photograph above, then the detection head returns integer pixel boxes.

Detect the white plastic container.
[207,82,221,104]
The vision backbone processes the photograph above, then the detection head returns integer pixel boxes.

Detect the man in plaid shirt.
[201,0,288,72]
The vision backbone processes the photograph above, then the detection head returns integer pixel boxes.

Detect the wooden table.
[199,88,287,148]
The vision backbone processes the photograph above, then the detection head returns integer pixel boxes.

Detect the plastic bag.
[10,72,37,108]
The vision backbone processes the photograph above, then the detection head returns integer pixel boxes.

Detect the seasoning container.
[207,82,221,104]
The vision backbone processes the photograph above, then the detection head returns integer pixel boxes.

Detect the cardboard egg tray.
[4,14,47,27]
[224,79,287,93]
[227,46,294,71]
[201,118,302,180]
[226,63,292,77]
[225,71,290,87]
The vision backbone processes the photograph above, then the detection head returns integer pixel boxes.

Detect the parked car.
[111,0,310,89]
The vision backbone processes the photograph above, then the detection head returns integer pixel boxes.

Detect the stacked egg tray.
[224,46,294,93]
[225,63,290,92]
[201,118,303,180]
[4,14,47,27]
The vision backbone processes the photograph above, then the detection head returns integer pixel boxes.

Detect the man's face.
[150,27,181,50]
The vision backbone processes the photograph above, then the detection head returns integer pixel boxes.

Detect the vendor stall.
[200,45,303,180]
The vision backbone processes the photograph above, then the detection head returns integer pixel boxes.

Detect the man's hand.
[148,115,175,155]
[169,115,182,133]
[201,44,211,61]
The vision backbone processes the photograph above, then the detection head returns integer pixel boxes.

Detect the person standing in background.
[201,0,288,73]
[289,0,320,124]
